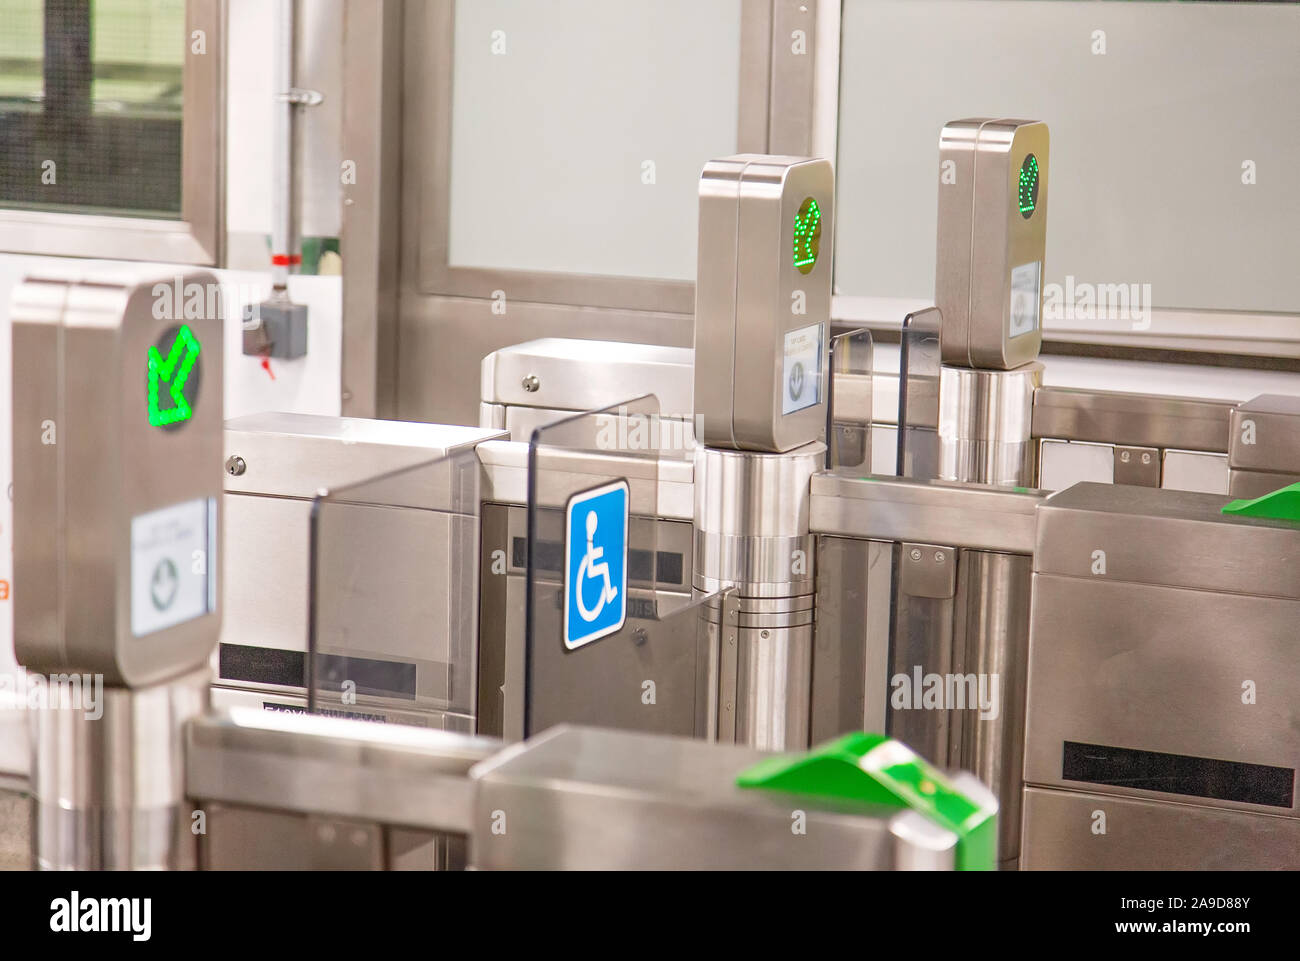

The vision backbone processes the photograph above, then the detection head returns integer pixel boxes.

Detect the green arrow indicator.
[148,324,202,427]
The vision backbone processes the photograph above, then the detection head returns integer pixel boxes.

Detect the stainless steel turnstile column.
[938,363,1042,487]
[690,154,836,751]
[11,273,225,870]
[31,670,209,870]
[886,118,1051,868]
[695,444,823,750]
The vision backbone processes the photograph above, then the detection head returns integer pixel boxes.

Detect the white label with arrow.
[130,497,214,637]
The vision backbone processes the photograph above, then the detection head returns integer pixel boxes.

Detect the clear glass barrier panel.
[308,446,484,731]
[523,394,718,738]
[827,326,873,471]
[897,306,942,480]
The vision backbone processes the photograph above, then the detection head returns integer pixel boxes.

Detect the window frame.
[406,0,774,315]
[0,0,226,266]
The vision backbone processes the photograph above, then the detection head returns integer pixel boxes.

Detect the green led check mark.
[147,324,202,427]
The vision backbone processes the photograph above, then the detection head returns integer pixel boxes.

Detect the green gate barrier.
[1222,481,1300,522]
[736,732,998,871]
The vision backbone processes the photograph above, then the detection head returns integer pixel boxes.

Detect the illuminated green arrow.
[148,325,202,427]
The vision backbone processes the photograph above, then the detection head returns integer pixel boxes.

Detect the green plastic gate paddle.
[1222,482,1300,523]
[736,732,998,871]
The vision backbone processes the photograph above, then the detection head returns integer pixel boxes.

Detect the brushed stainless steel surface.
[521,576,699,739]
[388,828,467,871]
[767,0,819,156]
[694,155,834,452]
[936,119,1049,370]
[734,624,813,751]
[809,473,1045,554]
[186,706,500,834]
[224,412,504,498]
[707,589,742,743]
[220,416,504,724]
[694,444,823,541]
[1228,467,1298,499]
[694,446,824,750]
[693,534,816,598]
[1032,386,1233,453]
[31,668,209,870]
[200,806,463,871]
[200,806,356,870]
[503,406,696,454]
[480,504,695,742]
[1024,572,1300,814]
[939,363,1042,486]
[468,725,959,870]
[691,444,821,754]
[1228,393,1300,473]
[13,273,224,687]
[481,338,695,416]
[898,543,956,599]
[953,549,1032,868]
[812,536,892,740]
[888,546,956,766]
[1025,478,1300,873]
[476,439,695,519]
[1021,787,1300,871]
[340,0,403,418]
[812,471,1037,866]
[1035,482,1300,599]
[1113,446,1160,487]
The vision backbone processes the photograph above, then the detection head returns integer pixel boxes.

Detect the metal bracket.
[306,816,383,870]
[899,543,957,599]
[278,88,324,106]
[1114,446,1161,487]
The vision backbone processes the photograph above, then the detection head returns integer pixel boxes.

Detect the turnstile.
[1021,483,1300,869]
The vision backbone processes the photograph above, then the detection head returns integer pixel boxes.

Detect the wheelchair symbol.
[575,510,619,621]
[564,479,629,649]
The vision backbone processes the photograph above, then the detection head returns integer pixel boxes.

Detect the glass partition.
[523,395,723,738]
[308,447,484,730]
[447,0,743,281]
[835,0,1300,317]
[827,327,873,471]
[897,306,942,480]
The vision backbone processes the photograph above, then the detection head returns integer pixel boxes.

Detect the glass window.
[447,0,743,282]
[0,0,186,218]
[835,0,1300,315]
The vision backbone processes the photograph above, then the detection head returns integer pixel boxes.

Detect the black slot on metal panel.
[1063,741,1295,809]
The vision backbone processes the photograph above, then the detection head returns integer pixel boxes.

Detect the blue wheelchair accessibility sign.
[564,479,629,650]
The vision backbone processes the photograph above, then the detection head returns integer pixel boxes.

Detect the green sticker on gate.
[736,731,999,870]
